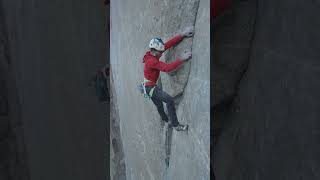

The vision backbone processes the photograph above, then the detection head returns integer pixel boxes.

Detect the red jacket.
[143,35,184,86]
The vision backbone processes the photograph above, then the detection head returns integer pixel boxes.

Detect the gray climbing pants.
[146,86,179,127]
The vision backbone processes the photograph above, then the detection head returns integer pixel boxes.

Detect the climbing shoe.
[174,124,188,131]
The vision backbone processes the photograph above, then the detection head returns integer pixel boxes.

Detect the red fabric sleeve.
[149,59,183,72]
[164,35,184,50]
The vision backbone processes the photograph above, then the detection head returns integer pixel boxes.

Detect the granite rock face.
[110,69,126,180]
[160,0,199,99]
[110,0,210,179]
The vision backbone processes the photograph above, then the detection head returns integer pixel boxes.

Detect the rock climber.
[142,26,194,131]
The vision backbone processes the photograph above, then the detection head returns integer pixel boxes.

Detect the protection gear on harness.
[149,38,165,51]
[138,78,156,99]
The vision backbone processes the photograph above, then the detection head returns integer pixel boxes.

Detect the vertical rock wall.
[110,70,126,180]
[110,0,210,179]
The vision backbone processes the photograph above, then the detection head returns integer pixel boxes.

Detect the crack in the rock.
[164,125,173,167]
[164,0,201,171]
[173,0,200,106]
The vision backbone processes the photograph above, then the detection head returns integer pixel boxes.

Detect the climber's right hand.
[180,50,192,61]
[181,26,195,37]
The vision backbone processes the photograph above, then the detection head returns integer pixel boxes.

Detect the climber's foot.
[174,124,188,131]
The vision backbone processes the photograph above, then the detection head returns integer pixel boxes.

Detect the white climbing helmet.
[149,38,165,51]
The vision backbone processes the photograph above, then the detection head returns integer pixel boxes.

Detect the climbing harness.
[138,78,156,99]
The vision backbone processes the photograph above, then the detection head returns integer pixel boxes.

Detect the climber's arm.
[164,35,184,50]
[164,26,195,50]
[149,59,183,72]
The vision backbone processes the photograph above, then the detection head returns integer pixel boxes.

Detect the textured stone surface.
[214,0,320,179]
[160,0,199,99]
[2,0,108,180]
[110,68,126,180]
[110,0,210,179]
[167,1,210,179]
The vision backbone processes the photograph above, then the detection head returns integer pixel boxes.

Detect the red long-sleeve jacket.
[143,35,184,86]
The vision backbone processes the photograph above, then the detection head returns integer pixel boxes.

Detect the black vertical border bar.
[210,0,214,179]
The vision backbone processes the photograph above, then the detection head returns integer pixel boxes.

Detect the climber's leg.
[145,86,169,122]
[151,98,169,123]
[150,87,179,127]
